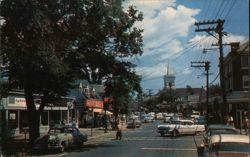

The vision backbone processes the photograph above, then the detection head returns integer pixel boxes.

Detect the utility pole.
[191,61,210,124]
[146,89,153,98]
[195,19,227,122]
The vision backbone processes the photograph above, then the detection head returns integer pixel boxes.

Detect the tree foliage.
[158,88,179,104]
[209,84,221,96]
[186,85,194,95]
[0,0,143,142]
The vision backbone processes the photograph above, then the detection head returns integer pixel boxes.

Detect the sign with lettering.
[8,97,26,107]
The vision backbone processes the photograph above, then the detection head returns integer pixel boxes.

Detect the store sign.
[8,97,26,107]
[85,99,103,108]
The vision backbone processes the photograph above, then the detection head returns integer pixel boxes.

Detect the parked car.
[33,125,88,152]
[141,115,154,123]
[203,124,239,146]
[194,116,206,124]
[157,119,205,137]
[197,134,249,157]
[127,118,141,128]
[155,113,164,120]
[163,114,174,123]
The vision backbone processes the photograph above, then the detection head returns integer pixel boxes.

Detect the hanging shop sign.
[85,99,103,108]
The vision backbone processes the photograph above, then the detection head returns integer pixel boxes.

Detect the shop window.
[9,113,16,120]
[9,96,15,104]
[9,111,18,129]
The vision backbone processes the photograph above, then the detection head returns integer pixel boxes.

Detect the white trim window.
[242,75,249,89]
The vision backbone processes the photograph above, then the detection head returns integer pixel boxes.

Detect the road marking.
[122,137,203,141]
[58,152,68,157]
[141,147,196,151]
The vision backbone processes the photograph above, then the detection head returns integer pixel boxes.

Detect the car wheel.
[172,130,177,137]
[59,142,65,152]
[194,131,197,135]
[79,141,84,147]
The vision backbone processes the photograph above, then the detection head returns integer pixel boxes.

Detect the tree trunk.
[24,87,40,144]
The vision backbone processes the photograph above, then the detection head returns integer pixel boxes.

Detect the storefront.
[78,99,105,128]
[0,91,74,135]
[227,91,249,128]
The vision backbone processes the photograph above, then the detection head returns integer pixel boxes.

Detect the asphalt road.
[60,120,203,157]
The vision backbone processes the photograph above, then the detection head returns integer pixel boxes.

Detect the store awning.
[93,108,102,113]
[227,91,249,103]
[102,110,113,115]
[92,108,113,115]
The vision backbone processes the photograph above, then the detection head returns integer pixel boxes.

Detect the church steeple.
[164,63,175,89]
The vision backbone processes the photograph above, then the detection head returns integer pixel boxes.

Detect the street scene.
[0,0,249,157]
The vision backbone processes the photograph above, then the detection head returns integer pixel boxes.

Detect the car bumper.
[33,143,61,151]
[158,129,172,134]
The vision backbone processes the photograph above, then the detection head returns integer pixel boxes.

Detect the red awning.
[85,99,103,108]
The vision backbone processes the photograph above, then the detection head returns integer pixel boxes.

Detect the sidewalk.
[79,122,128,141]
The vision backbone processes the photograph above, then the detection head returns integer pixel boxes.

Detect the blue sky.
[124,0,249,94]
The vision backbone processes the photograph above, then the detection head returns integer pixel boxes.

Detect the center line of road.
[141,148,196,151]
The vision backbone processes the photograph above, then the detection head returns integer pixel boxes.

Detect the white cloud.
[136,62,167,79]
[123,1,200,80]
[124,1,200,60]
[188,33,247,49]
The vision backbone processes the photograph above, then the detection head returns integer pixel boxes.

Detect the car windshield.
[49,128,64,134]
[211,142,249,153]
[210,129,237,135]
[171,121,181,124]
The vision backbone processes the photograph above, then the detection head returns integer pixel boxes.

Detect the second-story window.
[242,75,249,89]
[241,56,249,69]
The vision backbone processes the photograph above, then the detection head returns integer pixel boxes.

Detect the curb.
[88,132,112,140]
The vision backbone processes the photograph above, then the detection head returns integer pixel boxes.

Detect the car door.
[178,121,185,134]
[72,128,83,145]
[65,127,74,146]
[186,121,196,134]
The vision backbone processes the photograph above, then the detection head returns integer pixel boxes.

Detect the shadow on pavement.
[70,143,118,153]
[1,138,30,156]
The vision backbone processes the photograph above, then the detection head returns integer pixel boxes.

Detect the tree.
[186,85,194,95]
[0,0,143,143]
[209,84,221,96]
[158,88,179,112]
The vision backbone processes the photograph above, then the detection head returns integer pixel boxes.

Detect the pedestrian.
[229,116,234,126]
[116,121,122,140]
[244,117,249,135]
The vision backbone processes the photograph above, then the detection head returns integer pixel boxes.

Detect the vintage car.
[141,115,155,123]
[33,125,88,152]
[127,118,141,128]
[203,124,239,146]
[157,119,205,137]
[197,134,250,157]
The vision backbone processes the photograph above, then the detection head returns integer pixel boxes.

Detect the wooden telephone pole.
[195,19,227,122]
[191,61,210,124]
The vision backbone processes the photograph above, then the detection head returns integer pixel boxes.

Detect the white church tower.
[164,64,175,89]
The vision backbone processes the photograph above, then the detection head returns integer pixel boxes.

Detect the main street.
[58,121,203,157]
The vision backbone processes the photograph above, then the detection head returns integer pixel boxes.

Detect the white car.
[155,113,164,120]
[157,119,205,137]
[197,134,250,157]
